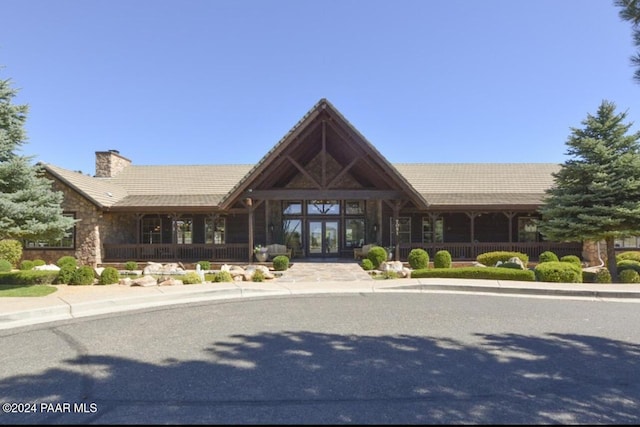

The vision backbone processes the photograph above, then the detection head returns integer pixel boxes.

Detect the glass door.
[308,220,339,257]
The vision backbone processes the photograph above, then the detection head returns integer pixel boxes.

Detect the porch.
[102,241,583,263]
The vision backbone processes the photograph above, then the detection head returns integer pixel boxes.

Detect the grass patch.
[0,284,58,297]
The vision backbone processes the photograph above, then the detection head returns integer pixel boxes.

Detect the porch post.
[503,211,516,244]
[246,198,254,263]
[376,199,383,244]
[466,211,478,259]
[393,200,401,261]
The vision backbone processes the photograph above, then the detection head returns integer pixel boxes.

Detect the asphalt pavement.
[2,262,640,330]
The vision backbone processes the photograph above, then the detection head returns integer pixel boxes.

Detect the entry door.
[308,220,339,257]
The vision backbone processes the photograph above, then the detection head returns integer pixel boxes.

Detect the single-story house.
[26,98,595,267]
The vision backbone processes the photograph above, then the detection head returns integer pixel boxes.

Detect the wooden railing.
[103,243,249,262]
[398,242,583,261]
[103,241,583,263]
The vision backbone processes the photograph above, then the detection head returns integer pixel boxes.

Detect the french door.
[308,220,339,257]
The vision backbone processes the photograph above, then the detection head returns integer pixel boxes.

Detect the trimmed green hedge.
[407,248,429,269]
[411,266,535,281]
[617,259,640,273]
[534,261,582,283]
[616,251,640,263]
[0,271,59,285]
[434,250,452,268]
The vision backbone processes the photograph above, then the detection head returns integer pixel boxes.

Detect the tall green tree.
[616,0,640,83]
[0,73,75,242]
[538,101,640,281]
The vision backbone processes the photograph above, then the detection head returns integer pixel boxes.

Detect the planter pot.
[255,252,268,262]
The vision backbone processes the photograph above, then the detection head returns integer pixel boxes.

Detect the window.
[345,200,364,215]
[25,213,75,248]
[518,217,539,242]
[422,217,443,243]
[174,218,193,244]
[283,218,302,255]
[344,219,365,248]
[142,217,162,244]
[283,201,302,215]
[390,217,411,244]
[307,200,340,215]
[615,236,640,248]
[205,217,226,244]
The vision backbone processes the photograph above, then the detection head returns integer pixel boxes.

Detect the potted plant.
[254,245,268,262]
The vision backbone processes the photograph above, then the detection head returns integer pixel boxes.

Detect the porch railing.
[398,242,583,261]
[103,241,583,263]
[103,243,249,263]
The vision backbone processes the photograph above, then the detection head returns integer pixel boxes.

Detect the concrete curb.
[2,279,640,330]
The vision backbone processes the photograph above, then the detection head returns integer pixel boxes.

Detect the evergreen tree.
[0,73,75,242]
[616,0,640,83]
[538,100,640,281]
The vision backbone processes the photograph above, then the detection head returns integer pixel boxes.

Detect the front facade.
[26,99,584,266]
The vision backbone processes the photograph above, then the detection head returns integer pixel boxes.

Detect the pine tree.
[538,100,640,281]
[616,0,640,83]
[0,73,75,242]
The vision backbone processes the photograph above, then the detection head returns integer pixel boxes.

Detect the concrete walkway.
[2,261,640,331]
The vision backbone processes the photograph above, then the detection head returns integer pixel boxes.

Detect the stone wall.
[582,240,606,266]
[23,175,104,266]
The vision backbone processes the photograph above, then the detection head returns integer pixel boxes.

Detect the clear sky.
[1,0,638,175]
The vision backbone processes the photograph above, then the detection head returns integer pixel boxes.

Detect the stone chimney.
[95,150,131,178]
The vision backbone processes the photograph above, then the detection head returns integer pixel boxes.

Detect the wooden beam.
[286,155,322,189]
[326,157,359,189]
[246,189,406,200]
[322,120,327,188]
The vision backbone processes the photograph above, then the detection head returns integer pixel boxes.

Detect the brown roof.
[44,161,559,210]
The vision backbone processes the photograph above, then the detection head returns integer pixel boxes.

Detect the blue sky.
[1,0,638,175]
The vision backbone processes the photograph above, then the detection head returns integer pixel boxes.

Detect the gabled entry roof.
[218,98,430,210]
[41,98,561,212]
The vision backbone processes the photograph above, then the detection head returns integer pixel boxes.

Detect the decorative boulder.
[131,275,158,287]
[158,278,183,286]
[379,261,411,278]
[34,264,61,271]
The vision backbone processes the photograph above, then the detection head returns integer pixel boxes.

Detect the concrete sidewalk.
[2,277,640,330]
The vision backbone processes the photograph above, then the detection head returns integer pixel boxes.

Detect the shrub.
[476,251,529,267]
[0,259,12,272]
[408,248,429,269]
[538,251,559,263]
[361,259,374,271]
[69,266,96,286]
[252,269,265,282]
[534,261,582,283]
[272,255,289,271]
[0,239,22,267]
[560,255,582,266]
[124,261,138,271]
[214,271,233,282]
[197,260,211,271]
[182,272,202,284]
[57,256,77,269]
[55,265,76,284]
[367,246,388,269]
[33,259,46,267]
[617,259,640,274]
[0,271,58,285]
[20,260,35,271]
[411,266,535,281]
[595,268,612,284]
[434,250,452,269]
[616,251,640,263]
[98,267,120,285]
[619,269,640,283]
